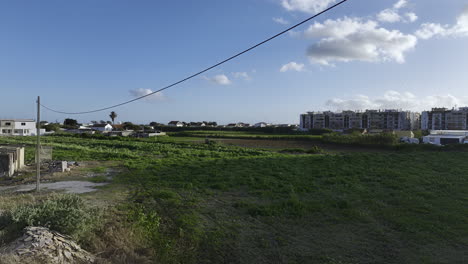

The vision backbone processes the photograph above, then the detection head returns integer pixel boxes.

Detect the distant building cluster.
[300,110,420,131]
[167,121,295,128]
[168,121,218,127]
[421,107,468,130]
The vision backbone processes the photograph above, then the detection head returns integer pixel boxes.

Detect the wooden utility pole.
[36,96,41,192]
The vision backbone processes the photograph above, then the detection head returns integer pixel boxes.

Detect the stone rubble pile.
[0,226,95,263]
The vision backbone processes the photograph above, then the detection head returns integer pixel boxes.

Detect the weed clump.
[5,193,100,241]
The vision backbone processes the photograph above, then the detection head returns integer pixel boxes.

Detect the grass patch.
[88,166,107,174]
[1,193,101,243]
[88,175,108,183]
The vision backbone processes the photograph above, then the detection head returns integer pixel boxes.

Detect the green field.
[1,134,468,263]
[169,130,324,141]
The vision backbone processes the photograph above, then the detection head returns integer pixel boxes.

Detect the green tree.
[109,111,118,124]
[43,123,61,132]
[63,118,78,128]
[123,122,141,131]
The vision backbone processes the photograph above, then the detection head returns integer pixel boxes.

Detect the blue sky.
[1,0,468,124]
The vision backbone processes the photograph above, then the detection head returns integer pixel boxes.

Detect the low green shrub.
[6,193,101,240]
[129,205,161,243]
[306,146,323,154]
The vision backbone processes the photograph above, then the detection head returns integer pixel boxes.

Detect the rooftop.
[0,119,35,122]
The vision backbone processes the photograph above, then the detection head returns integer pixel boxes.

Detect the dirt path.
[0,181,107,194]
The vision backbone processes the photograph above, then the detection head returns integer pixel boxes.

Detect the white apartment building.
[300,110,420,131]
[421,107,468,130]
[0,119,37,136]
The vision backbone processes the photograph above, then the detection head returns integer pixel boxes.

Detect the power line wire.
[41,0,350,115]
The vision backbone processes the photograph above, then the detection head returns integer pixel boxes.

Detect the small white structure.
[168,121,184,127]
[0,119,37,136]
[423,135,466,145]
[90,124,113,132]
[226,122,249,128]
[0,146,25,177]
[423,130,468,145]
[254,122,270,128]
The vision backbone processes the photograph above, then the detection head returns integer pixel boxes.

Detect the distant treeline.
[153,126,332,135]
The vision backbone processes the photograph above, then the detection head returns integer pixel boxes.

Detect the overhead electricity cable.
[41,0,350,115]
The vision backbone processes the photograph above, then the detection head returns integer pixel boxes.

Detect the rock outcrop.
[0,226,95,264]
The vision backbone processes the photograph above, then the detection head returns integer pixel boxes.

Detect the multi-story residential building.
[300,110,420,131]
[421,107,468,130]
[0,119,36,136]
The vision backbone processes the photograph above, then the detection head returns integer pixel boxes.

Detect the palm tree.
[109,111,117,124]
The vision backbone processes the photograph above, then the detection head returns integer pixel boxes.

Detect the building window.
[5,122,11,126]
[14,129,22,134]
[21,123,26,126]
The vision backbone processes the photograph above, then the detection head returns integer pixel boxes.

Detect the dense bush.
[6,194,100,240]
[307,128,334,135]
[412,130,430,140]
[322,132,398,146]
[42,123,61,132]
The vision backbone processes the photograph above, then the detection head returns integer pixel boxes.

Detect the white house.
[0,119,37,136]
[90,124,113,132]
[168,121,184,127]
[423,130,468,145]
[254,122,270,128]
[226,122,250,128]
[423,135,466,145]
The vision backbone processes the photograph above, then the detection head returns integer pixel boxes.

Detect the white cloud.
[405,12,418,23]
[204,74,232,85]
[273,17,289,25]
[305,17,417,65]
[325,91,467,111]
[129,88,165,102]
[415,23,448,39]
[232,72,251,80]
[377,9,401,23]
[280,62,305,72]
[393,0,407,9]
[415,7,468,39]
[377,1,417,23]
[281,0,337,14]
